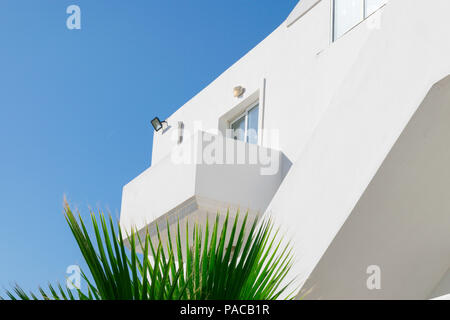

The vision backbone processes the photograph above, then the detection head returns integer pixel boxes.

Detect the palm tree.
[4,202,296,300]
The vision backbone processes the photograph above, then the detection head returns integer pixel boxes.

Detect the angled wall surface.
[122,0,450,299]
[298,76,450,299]
[266,0,450,299]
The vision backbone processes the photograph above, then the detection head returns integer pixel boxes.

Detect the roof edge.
[286,0,322,27]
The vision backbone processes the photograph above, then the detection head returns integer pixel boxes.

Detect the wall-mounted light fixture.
[151,117,168,132]
[233,86,245,98]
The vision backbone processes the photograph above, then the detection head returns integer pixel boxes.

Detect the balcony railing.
[119,131,291,255]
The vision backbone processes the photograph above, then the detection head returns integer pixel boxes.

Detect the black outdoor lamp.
[151,117,168,132]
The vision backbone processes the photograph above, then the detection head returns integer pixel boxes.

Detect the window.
[230,103,259,144]
[333,0,388,40]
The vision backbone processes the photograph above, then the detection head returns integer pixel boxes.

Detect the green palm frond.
[4,203,296,300]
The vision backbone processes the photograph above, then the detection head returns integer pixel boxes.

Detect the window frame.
[229,101,260,145]
[332,0,388,42]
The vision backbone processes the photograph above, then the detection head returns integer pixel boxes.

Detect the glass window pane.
[231,115,245,142]
[246,105,259,144]
[365,0,388,16]
[333,0,364,40]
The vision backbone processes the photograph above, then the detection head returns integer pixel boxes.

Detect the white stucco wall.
[296,76,450,299]
[125,0,450,299]
[121,131,288,234]
[265,0,450,298]
[151,0,371,166]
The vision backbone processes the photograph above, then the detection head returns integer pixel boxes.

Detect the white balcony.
[120,131,290,254]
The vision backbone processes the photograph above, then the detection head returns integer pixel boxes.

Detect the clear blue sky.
[0,0,297,293]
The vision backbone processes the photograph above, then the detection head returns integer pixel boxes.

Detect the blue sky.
[0,0,297,294]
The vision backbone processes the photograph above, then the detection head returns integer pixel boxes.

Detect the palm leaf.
[3,202,296,300]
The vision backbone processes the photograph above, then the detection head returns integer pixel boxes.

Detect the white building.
[120,0,450,299]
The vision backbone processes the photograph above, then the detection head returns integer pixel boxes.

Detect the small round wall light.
[233,86,245,98]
